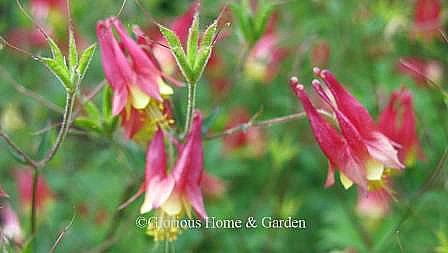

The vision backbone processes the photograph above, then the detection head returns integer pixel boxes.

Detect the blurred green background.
[0,0,447,252]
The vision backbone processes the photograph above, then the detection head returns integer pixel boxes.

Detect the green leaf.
[199,20,218,50]
[85,101,101,121]
[102,85,113,119]
[254,2,275,38]
[39,57,72,90]
[159,24,194,83]
[230,2,255,45]
[187,13,200,66]
[68,29,78,73]
[47,36,65,66]
[77,43,96,81]
[20,236,34,253]
[74,118,102,133]
[193,46,212,83]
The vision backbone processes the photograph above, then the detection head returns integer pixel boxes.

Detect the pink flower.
[412,0,442,41]
[245,33,287,83]
[14,169,54,211]
[31,0,66,20]
[0,203,23,245]
[379,89,424,166]
[131,111,206,240]
[290,69,403,191]
[97,17,174,116]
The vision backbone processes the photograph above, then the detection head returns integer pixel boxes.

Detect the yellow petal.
[140,193,154,214]
[340,172,353,189]
[158,78,173,96]
[161,193,182,216]
[366,159,384,181]
[130,85,150,109]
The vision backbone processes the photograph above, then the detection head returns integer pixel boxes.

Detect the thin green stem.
[37,89,76,166]
[182,83,197,138]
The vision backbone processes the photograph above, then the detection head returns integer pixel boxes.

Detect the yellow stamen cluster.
[133,100,174,144]
[146,211,183,241]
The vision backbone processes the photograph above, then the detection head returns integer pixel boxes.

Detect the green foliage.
[159,12,218,85]
[38,32,96,93]
[0,1,447,253]
[231,0,276,46]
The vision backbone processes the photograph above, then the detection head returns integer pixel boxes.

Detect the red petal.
[290,79,368,189]
[145,129,168,187]
[186,184,207,219]
[111,18,162,102]
[319,70,377,138]
[96,20,133,94]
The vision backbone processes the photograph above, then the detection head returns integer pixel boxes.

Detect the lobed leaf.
[68,29,78,73]
[187,13,200,66]
[39,57,72,90]
[77,43,96,81]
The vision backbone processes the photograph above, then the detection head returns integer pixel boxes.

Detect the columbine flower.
[31,0,66,20]
[379,89,424,166]
[97,17,176,140]
[14,169,54,212]
[290,69,403,191]
[244,33,286,83]
[140,111,206,241]
[412,0,442,41]
[0,202,23,245]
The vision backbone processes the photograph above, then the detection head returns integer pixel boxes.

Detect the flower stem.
[37,89,76,166]
[182,83,197,138]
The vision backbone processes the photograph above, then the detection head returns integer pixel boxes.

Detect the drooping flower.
[379,89,424,166]
[14,169,54,212]
[140,111,206,241]
[244,33,286,83]
[398,57,443,87]
[412,0,442,41]
[0,202,23,245]
[290,69,404,191]
[31,0,66,20]
[97,17,176,140]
